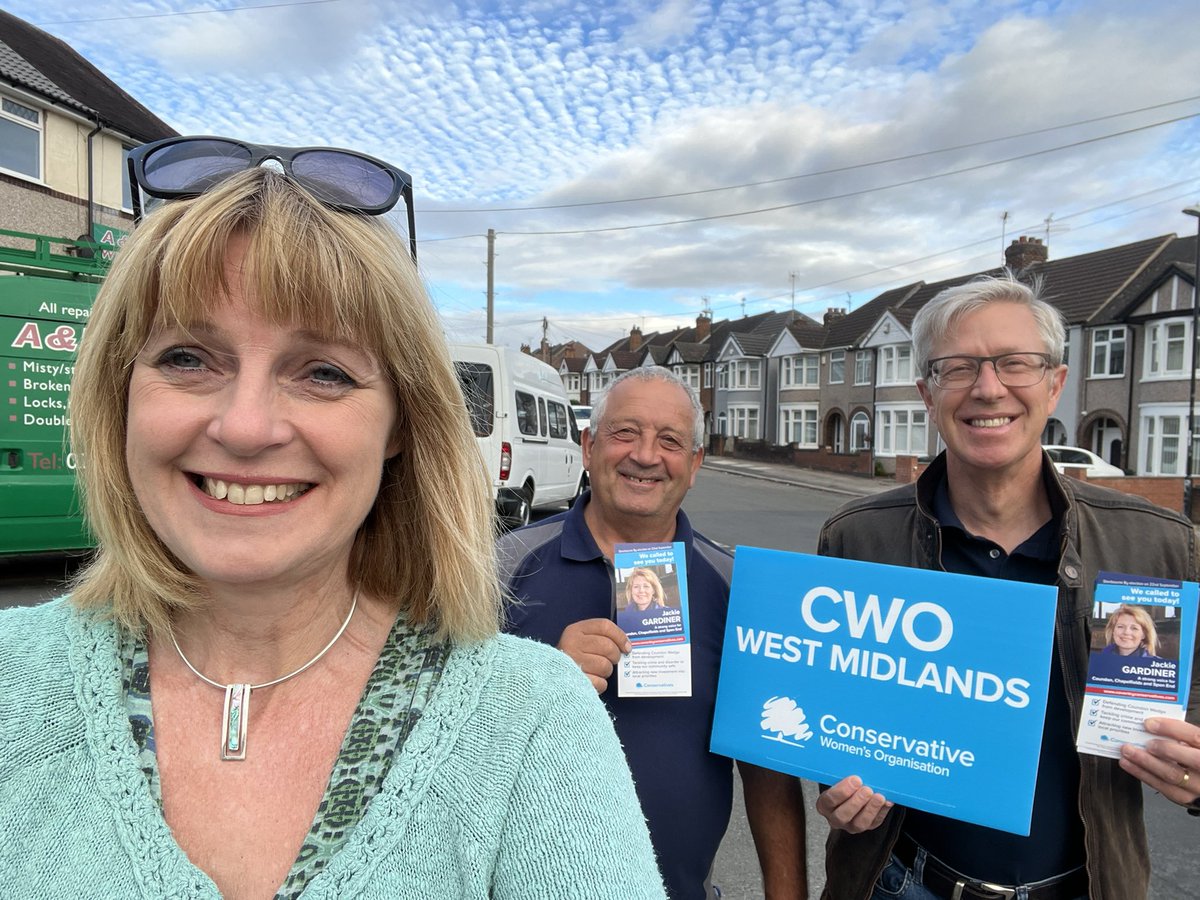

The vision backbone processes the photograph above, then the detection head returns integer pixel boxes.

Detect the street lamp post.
[1183,205,1200,520]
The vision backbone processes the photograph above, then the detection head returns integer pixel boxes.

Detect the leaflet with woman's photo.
[613,542,692,698]
[1076,572,1198,759]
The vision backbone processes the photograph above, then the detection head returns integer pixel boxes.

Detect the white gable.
[861,312,910,349]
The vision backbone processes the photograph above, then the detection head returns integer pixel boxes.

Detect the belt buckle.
[950,880,1018,900]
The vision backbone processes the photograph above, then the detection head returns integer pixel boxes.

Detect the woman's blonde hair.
[623,568,666,608]
[1104,604,1159,656]
[69,169,499,643]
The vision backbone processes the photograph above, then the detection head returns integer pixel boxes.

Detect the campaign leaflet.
[614,542,692,698]
[1076,572,1198,759]
[710,547,1058,835]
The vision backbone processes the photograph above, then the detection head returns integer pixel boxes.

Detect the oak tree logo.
[760,696,813,747]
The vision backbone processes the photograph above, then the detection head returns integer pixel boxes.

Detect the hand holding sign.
[815,776,893,834]
[558,618,631,692]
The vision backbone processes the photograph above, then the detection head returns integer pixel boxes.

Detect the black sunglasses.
[126,136,417,260]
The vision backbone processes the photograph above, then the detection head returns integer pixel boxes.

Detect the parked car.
[1043,445,1124,477]
[571,404,592,433]
[452,344,587,528]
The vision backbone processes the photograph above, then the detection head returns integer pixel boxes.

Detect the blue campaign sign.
[711,547,1058,835]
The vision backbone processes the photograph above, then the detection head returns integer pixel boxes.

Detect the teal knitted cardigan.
[0,599,666,899]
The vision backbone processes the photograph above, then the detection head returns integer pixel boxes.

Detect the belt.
[892,833,1088,900]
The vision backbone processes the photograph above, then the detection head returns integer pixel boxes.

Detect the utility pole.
[789,271,797,312]
[486,228,495,344]
[1001,210,1009,264]
[1182,205,1200,518]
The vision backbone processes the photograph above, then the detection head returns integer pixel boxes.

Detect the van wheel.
[568,474,587,508]
[509,487,533,529]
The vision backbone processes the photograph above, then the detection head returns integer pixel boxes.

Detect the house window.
[1090,327,1126,377]
[781,354,819,387]
[729,405,760,439]
[1145,321,1188,378]
[829,350,845,384]
[854,351,872,385]
[780,405,819,447]
[879,345,913,385]
[679,364,700,389]
[728,360,761,389]
[703,363,713,388]
[1141,412,1199,475]
[850,412,871,451]
[717,365,728,389]
[0,95,41,179]
[875,407,927,457]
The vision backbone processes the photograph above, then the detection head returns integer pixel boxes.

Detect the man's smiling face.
[917,301,1066,481]
[582,377,702,530]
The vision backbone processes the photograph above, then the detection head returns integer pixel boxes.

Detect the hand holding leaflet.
[1076,572,1198,760]
[613,542,692,698]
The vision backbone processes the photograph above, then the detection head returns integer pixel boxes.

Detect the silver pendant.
[221,683,251,761]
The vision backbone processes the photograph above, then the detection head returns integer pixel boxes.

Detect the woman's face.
[629,575,656,610]
[1112,613,1145,655]
[125,236,399,594]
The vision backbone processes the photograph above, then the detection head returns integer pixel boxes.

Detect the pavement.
[702,454,896,497]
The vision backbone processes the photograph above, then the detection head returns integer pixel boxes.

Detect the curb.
[701,461,878,498]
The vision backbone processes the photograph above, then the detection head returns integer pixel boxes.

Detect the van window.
[537,397,548,436]
[547,401,569,439]
[454,362,494,437]
[516,390,539,436]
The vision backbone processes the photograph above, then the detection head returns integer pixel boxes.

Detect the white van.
[451,344,587,528]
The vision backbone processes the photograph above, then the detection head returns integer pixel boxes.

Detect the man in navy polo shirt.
[500,366,808,900]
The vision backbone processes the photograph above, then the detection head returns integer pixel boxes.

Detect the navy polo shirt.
[499,494,735,900]
[901,476,1085,883]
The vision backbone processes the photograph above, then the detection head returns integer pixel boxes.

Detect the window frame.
[854,351,872,385]
[728,404,760,440]
[878,345,914,386]
[1144,319,1190,379]
[779,403,819,448]
[874,405,927,457]
[828,350,845,385]
[0,93,43,181]
[1089,326,1126,378]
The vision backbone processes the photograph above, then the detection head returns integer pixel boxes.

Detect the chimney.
[1005,236,1048,272]
[629,325,643,351]
[823,307,847,326]
[695,313,711,341]
[519,343,532,356]
[539,336,551,361]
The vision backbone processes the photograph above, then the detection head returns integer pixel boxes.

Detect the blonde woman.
[0,139,663,899]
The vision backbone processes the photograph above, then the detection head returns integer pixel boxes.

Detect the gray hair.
[911,271,1066,377]
[591,366,704,451]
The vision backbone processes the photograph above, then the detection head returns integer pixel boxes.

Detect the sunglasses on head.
[126,135,417,260]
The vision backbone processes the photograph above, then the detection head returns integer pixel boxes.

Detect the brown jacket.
[816,453,1199,900]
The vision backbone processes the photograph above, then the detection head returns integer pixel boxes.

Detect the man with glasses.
[814,275,1200,900]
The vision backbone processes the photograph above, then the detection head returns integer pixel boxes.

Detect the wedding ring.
[1177,768,1191,788]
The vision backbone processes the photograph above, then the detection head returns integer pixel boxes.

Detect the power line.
[473,178,1200,335]
[494,112,1200,237]
[426,95,1200,214]
[34,0,343,26]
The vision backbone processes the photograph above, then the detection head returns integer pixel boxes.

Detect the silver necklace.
[170,590,359,761]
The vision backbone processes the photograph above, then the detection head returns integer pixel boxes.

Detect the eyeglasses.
[126,136,417,260]
[925,352,1054,389]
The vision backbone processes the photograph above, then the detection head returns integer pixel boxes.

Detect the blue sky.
[12,0,1200,351]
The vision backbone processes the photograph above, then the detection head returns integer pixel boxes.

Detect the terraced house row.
[533,232,1200,479]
